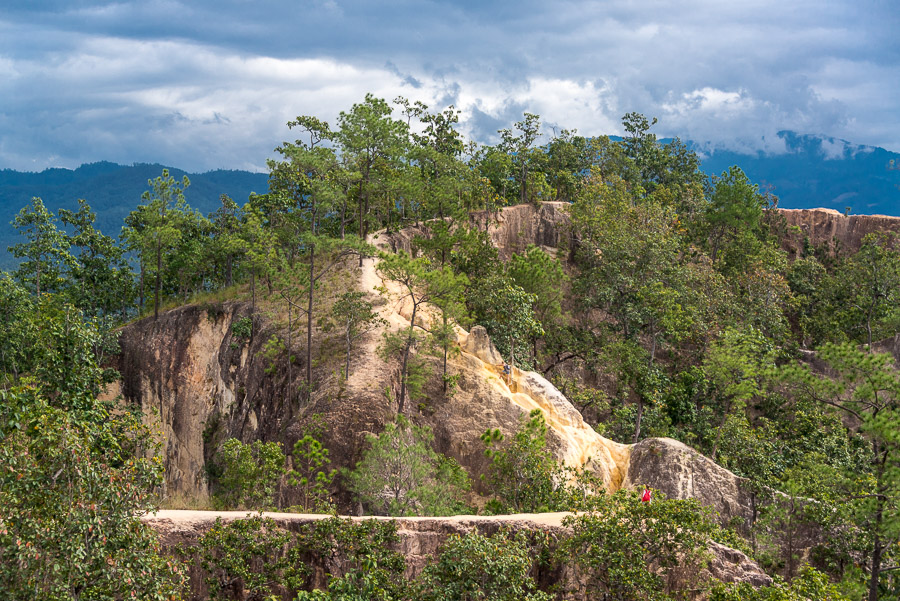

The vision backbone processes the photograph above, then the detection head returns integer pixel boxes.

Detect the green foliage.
[378,329,431,404]
[709,566,849,601]
[288,417,337,513]
[377,251,468,411]
[262,334,286,375]
[481,409,602,513]
[777,343,900,597]
[231,316,253,341]
[0,306,182,601]
[416,530,552,601]
[562,489,719,601]
[9,196,74,300]
[481,409,565,513]
[345,415,471,516]
[331,290,384,379]
[295,516,408,601]
[470,276,543,369]
[830,232,900,346]
[199,515,307,601]
[214,438,286,510]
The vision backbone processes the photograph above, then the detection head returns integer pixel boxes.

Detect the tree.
[507,244,568,365]
[345,415,470,516]
[0,302,183,600]
[470,277,542,370]
[703,165,772,269]
[9,197,73,305]
[779,343,900,600]
[330,291,384,379]
[703,327,775,461]
[207,194,245,289]
[288,417,337,513]
[337,94,408,262]
[123,169,191,319]
[498,112,550,205]
[561,490,718,601]
[59,198,133,319]
[377,251,468,412]
[835,232,900,347]
[480,409,595,513]
[214,438,286,510]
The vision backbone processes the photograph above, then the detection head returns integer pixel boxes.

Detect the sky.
[2,0,898,173]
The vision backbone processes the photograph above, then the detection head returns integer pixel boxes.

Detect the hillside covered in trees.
[2,94,900,601]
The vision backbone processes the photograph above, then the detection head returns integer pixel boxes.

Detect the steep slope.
[144,509,772,600]
[108,202,760,532]
[780,206,900,256]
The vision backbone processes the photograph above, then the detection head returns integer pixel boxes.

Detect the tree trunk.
[441,311,449,392]
[287,302,293,406]
[139,259,145,312]
[307,244,315,403]
[633,398,644,443]
[154,236,161,320]
[345,323,352,379]
[398,303,417,414]
[869,521,883,601]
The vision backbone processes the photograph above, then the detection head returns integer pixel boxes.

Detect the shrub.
[199,515,307,601]
[345,415,471,516]
[214,438,285,510]
[417,530,552,601]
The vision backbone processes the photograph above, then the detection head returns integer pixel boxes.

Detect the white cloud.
[0,0,898,170]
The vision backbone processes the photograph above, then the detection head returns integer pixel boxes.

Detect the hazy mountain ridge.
[694,131,900,216]
[0,162,268,267]
[2,131,898,268]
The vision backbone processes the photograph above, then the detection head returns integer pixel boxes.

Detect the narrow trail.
[359,232,633,492]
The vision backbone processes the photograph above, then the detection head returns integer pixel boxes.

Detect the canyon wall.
[144,509,772,601]
[779,207,900,256]
[112,202,900,509]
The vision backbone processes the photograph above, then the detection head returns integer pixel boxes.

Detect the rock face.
[779,207,900,256]
[623,438,757,533]
[144,509,772,600]
[111,201,755,520]
[115,305,249,500]
[381,201,572,261]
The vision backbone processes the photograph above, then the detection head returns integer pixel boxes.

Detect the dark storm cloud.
[1,0,898,171]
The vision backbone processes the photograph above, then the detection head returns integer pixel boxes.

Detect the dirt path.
[352,230,633,491]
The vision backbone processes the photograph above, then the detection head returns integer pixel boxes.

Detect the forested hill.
[695,131,900,217]
[2,132,898,268]
[0,162,268,267]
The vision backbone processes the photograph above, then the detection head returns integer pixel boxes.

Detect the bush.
[417,530,552,601]
[345,415,471,516]
[561,489,719,601]
[295,516,408,601]
[199,515,307,601]
[214,438,285,510]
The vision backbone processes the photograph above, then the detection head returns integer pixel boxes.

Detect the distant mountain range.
[1,132,898,267]
[694,131,900,217]
[0,162,268,268]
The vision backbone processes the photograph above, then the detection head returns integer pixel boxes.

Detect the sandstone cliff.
[143,509,772,601]
[110,201,761,535]
[779,207,900,256]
